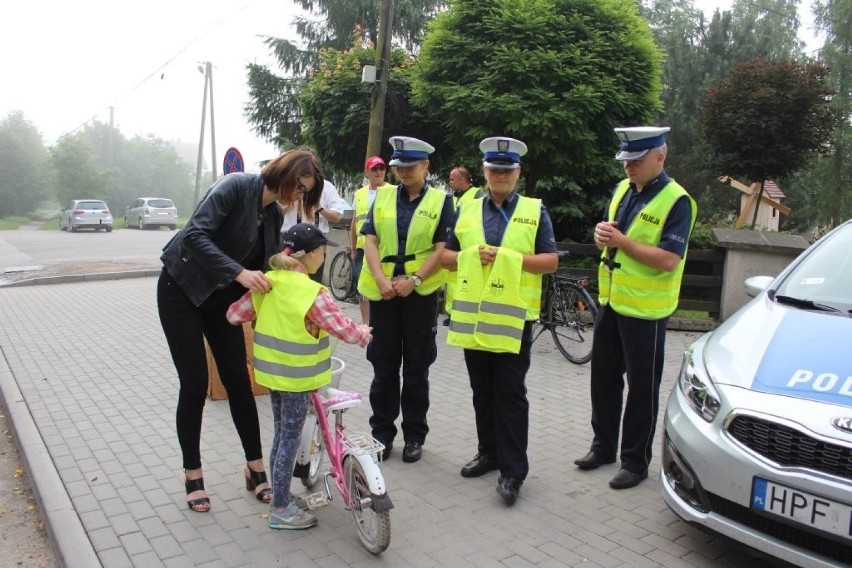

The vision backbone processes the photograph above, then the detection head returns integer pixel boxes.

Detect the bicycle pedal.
[304,492,329,509]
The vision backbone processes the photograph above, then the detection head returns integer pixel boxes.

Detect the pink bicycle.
[293,358,393,553]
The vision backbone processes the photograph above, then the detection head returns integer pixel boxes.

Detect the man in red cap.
[350,156,395,323]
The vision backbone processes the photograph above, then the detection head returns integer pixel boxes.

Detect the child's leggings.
[270,390,311,509]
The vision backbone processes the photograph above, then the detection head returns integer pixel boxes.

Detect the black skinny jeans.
[157,269,263,470]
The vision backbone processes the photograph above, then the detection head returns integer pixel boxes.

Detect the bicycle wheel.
[295,417,325,489]
[549,284,598,364]
[345,456,391,554]
[329,250,354,301]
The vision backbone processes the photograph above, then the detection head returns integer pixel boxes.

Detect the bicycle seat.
[323,388,362,411]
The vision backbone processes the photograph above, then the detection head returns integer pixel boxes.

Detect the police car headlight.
[677,347,721,422]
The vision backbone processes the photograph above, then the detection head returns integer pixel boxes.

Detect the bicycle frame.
[309,390,390,507]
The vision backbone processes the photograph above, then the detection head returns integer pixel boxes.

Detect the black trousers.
[464,323,532,480]
[157,270,263,470]
[367,291,438,445]
[589,304,668,474]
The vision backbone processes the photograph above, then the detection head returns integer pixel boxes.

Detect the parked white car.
[59,199,113,232]
[124,197,177,230]
[661,219,852,568]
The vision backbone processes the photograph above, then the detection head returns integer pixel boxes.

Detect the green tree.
[412,0,662,240]
[642,0,806,223]
[698,58,838,184]
[804,0,852,228]
[50,135,116,209]
[299,40,441,183]
[0,111,53,217]
[245,0,445,150]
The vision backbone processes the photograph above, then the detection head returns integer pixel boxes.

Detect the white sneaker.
[268,502,318,530]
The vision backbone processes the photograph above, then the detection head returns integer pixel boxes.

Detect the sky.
[1,0,305,173]
[1,1,823,176]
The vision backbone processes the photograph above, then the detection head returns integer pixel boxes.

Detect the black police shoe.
[402,442,422,463]
[496,476,523,505]
[608,468,648,489]
[460,454,498,478]
[377,440,392,461]
[573,451,616,470]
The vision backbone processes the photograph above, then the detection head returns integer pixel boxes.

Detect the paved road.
[0,281,788,567]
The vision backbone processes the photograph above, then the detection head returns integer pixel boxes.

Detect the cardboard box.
[206,323,269,400]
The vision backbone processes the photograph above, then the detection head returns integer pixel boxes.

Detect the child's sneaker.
[268,502,318,530]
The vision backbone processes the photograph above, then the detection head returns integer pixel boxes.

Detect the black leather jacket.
[160,173,284,306]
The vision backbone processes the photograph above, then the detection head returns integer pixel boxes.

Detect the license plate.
[752,477,852,541]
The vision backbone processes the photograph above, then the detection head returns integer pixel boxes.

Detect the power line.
[63,0,254,139]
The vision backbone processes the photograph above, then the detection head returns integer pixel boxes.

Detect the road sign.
[223,147,244,174]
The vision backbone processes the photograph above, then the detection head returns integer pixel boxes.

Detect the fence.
[556,242,724,327]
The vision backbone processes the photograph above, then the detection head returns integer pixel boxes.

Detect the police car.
[661,219,852,568]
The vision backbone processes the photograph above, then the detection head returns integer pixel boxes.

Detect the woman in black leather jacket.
[158,149,324,513]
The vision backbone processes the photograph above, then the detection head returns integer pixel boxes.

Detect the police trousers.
[589,304,668,474]
[463,323,532,480]
[367,291,438,445]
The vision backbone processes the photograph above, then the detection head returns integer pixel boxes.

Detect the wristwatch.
[411,274,422,288]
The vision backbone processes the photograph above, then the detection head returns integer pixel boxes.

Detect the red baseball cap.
[365,155,386,170]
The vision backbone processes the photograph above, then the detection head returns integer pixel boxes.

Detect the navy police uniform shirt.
[445,191,557,254]
[360,184,455,276]
[610,172,692,257]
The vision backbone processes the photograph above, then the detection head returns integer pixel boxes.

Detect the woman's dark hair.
[261,149,324,211]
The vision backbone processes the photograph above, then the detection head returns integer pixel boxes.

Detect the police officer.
[574,126,697,489]
[351,156,395,324]
[441,137,558,505]
[358,136,454,463]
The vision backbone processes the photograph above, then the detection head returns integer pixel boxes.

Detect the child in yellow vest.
[228,223,372,529]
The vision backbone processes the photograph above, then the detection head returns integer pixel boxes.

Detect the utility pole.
[365,0,394,161]
[208,63,217,182]
[193,62,212,205]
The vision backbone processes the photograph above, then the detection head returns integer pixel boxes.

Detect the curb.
[0,351,101,567]
[0,269,161,288]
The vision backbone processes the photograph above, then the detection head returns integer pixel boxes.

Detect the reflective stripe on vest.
[597,179,697,319]
[251,270,332,392]
[357,186,447,300]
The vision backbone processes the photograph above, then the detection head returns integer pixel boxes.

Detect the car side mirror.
[744,275,774,298]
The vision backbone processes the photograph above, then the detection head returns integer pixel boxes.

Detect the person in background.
[448,165,480,208]
[158,149,324,513]
[443,165,483,326]
[282,174,347,284]
[574,126,696,489]
[358,136,454,464]
[226,223,371,530]
[441,137,558,505]
[350,156,394,324]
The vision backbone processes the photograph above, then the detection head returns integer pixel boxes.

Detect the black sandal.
[185,476,211,512]
[245,467,273,503]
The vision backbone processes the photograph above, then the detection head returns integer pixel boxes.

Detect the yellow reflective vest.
[251,270,331,392]
[353,183,394,250]
[446,195,543,354]
[598,179,697,319]
[445,187,483,313]
[357,185,447,300]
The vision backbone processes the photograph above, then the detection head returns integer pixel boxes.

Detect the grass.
[0,216,34,230]
[673,309,711,319]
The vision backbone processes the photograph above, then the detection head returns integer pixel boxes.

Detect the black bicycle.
[531,270,599,364]
[328,246,358,302]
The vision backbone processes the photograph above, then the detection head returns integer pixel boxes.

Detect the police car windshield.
[773,221,852,310]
